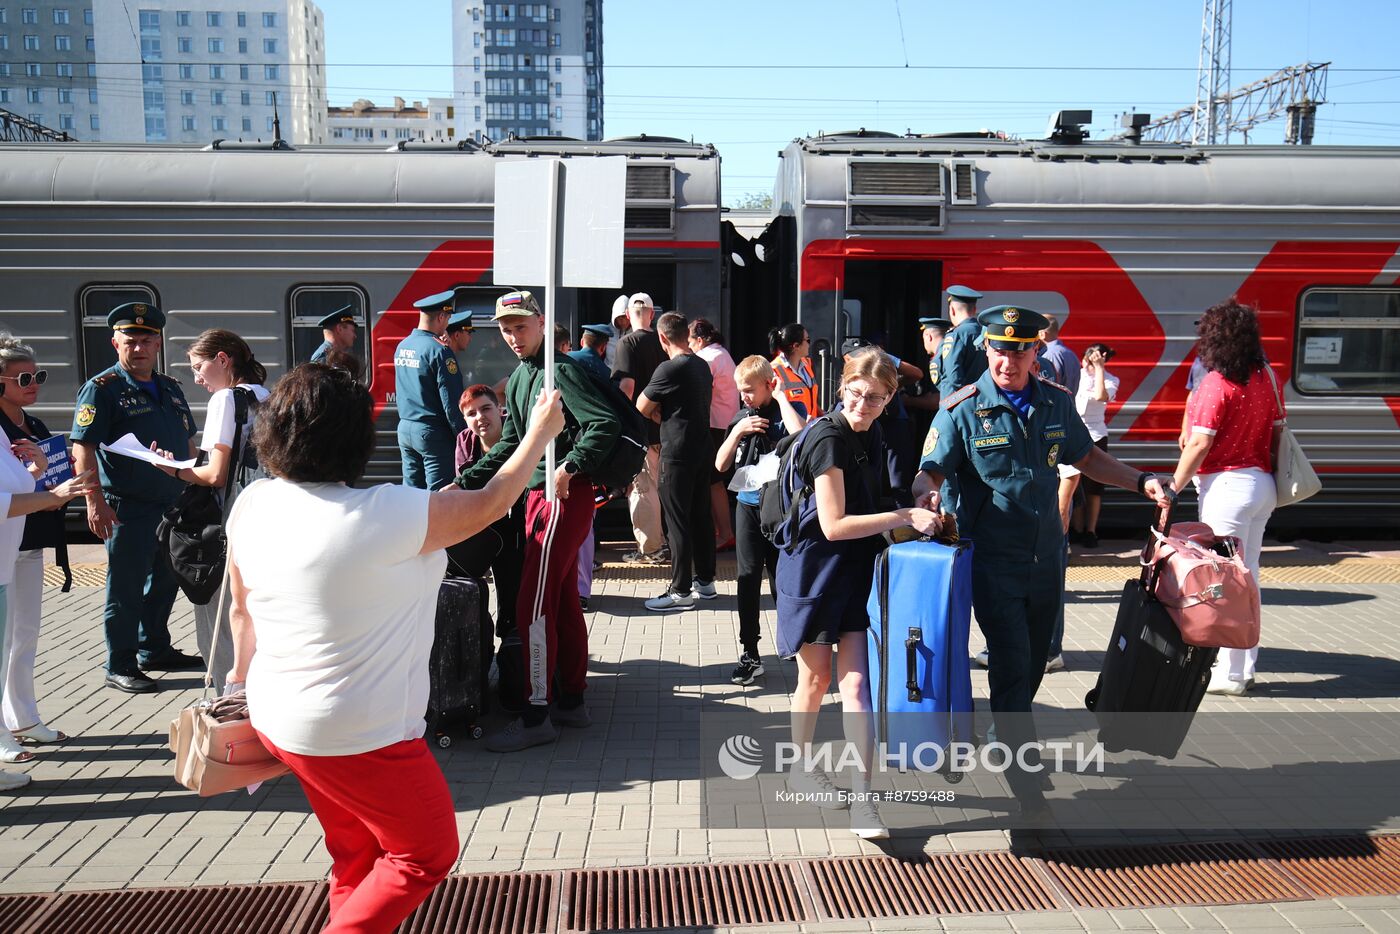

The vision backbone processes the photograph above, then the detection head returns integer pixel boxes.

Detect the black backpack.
[566,358,648,496]
[157,388,260,606]
[758,414,867,551]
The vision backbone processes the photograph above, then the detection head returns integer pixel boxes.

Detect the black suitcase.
[427,577,494,747]
[1084,509,1218,759]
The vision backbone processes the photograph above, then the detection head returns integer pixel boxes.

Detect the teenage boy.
[714,356,808,683]
[455,291,621,752]
[637,312,715,611]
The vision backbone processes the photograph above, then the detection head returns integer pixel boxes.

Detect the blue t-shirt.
[136,378,160,403]
[998,385,1034,421]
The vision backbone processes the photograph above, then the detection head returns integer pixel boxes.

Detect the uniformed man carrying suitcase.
[913,305,1173,817]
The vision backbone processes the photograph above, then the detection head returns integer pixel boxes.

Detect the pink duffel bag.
[1142,519,1261,649]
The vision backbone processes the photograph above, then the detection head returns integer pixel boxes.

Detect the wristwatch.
[562,460,580,476]
[1136,471,1153,496]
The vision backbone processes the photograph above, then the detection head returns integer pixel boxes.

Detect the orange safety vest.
[772,354,821,417]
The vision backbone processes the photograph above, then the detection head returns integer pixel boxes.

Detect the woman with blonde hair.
[776,348,941,840]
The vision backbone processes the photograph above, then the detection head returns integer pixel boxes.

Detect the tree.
[728,192,772,211]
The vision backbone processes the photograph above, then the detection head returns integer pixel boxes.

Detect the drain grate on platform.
[0,893,54,933]
[804,853,1060,920]
[1258,834,1400,897]
[564,861,806,932]
[13,881,317,934]
[1039,841,1311,909]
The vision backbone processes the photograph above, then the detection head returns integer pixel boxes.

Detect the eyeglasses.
[845,387,890,408]
[0,370,47,388]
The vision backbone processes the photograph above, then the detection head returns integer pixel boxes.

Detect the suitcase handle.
[1139,500,1179,590]
[905,628,922,703]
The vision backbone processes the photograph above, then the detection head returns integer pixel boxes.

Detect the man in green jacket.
[456,290,621,752]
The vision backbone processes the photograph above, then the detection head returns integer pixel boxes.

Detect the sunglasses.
[0,370,47,388]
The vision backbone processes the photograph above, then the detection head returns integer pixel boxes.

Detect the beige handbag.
[169,560,288,797]
[1265,367,1322,508]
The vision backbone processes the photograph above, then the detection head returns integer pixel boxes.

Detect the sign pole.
[543,157,561,502]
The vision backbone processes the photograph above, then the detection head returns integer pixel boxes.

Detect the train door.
[839,258,942,366]
[79,284,163,379]
[575,263,675,328]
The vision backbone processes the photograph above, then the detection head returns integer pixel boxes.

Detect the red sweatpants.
[256,731,459,934]
[517,475,595,707]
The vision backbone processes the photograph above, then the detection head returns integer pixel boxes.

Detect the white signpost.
[494,157,626,500]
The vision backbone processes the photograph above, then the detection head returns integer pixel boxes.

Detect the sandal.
[0,733,35,764]
[13,723,68,744]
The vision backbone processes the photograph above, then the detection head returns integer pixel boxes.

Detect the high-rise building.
[451,0,602,143]
[327,97,456,146]
[0,1,327,143]
[0,3,98,136]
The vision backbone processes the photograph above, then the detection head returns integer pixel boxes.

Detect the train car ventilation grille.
[950,160,978,205]
[849,162,942,197]
[624,206,673,231]
[625,165,673,200]
[849,204,943,230]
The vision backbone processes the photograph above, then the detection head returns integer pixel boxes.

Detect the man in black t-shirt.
[611,293,667,564]
[637,312,715,611]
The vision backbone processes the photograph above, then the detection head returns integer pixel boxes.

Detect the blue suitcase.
[866,539,975,777]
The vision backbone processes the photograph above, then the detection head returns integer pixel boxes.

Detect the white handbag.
[1265,367,1322,507]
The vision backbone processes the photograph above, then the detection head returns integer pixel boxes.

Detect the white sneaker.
[0,769,31,792]
[973,649,990,668]
[691,579,718,600]
[645,591,694,612]
[1206,677,1248,697]
[1045,654,1065,673]
[850,799,889,840]
[785,769,848,810]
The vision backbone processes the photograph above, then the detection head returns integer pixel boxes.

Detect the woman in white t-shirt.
[688,318,740,549]
[160,330,270,694]
[223,364,563,932]
[1070,343,1120,548]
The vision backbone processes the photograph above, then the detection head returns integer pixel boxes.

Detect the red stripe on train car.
[1127,241,1400,440]
[799,238,1164,426]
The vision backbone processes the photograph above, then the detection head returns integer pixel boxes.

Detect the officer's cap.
[918,316,953,332]
[841,336,872,357]
[945,285,983,303]
[108,302,165,334]
[316,305,356,330]
[413,290,456,314]
[446,311,475,333]
[582,323,613,339]
[978,305,1050,351]
[493,289,541,319]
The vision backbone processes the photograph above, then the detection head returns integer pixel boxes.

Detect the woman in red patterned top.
[1170,300,1284,696]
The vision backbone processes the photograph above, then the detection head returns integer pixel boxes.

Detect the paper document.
[728,452,781,494]
[99,433,197,469]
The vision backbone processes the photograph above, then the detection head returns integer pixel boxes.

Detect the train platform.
[1,537,1399,933]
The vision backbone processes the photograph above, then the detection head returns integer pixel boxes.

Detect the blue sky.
[321,0,1400,204]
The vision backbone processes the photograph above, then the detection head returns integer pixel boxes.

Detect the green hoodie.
[455,348,621,491]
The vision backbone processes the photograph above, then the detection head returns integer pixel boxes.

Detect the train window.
[1294,288,1400,395]
[79,284,161,380]
[289,286,370,384]
[449,286,523,390]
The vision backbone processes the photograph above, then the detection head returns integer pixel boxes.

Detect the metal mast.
[0,108,74,143]
[1194,0,1233,144]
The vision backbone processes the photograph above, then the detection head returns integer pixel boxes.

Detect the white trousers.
[1198,467,1277,683]
[2,550,46,730]
[627,444,664,555]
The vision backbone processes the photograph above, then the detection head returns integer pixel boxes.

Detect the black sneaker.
[138,649,204,672]
[105,670,159,693]
[579,596,590,612]
[1082,531,1099,548]
[730,653,765,685]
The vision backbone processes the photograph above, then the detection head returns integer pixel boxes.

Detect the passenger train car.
[0,136,723,483]
[738,130,1400,526]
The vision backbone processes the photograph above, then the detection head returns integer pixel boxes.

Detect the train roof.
[778,132,1400,211]
[0,136,719,206]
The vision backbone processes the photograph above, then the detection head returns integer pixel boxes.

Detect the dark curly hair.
[1197,299,1265,386]
[252,364,375,483]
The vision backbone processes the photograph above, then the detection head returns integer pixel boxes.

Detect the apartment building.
[326,96,455,146]
[0,3,98,136]
[451,0,603,142]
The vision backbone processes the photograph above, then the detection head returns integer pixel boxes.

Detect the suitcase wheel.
[469,725,484,741]
[436,734,452,749]
[944,769,965,785]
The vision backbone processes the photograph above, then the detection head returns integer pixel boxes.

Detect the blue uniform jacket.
[920,370,1092,567]
[567,348,612,383]
[310,340,332,364]
[70,364,197,505]
[393,329,468,434]
[936,318,988,397]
